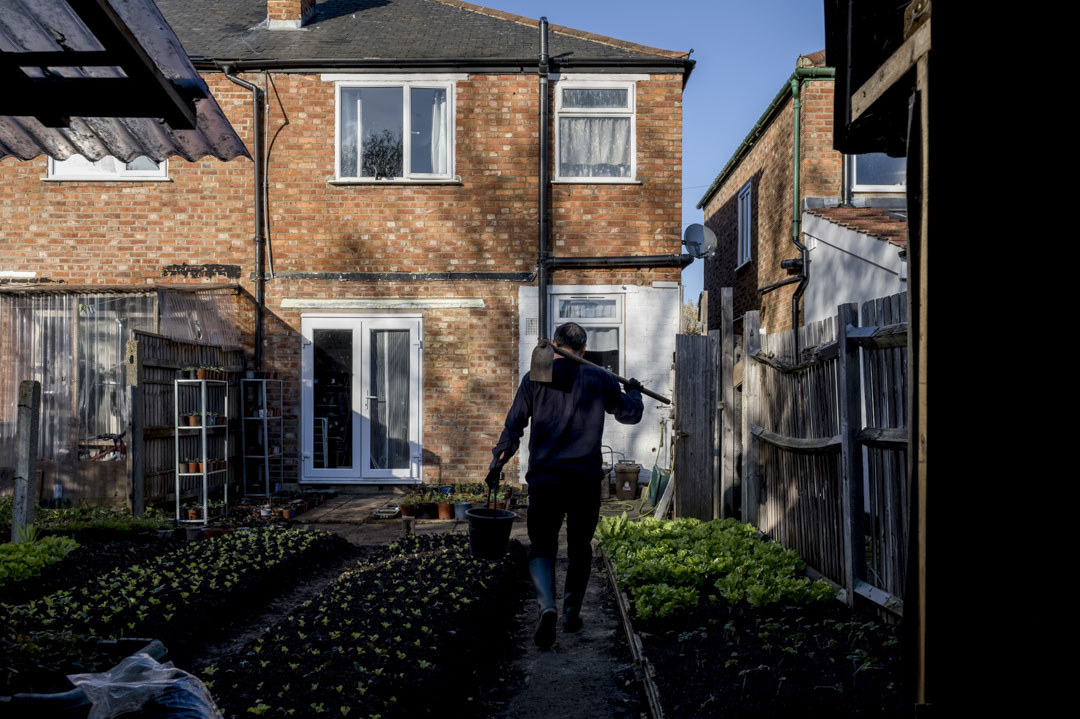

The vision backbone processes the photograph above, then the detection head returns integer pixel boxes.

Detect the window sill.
[42,176,172,182]
[329,177,462,186]
[552,178,642,185]
[734,259,751,272]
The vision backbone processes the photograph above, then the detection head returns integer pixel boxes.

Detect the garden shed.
[0,284,248,505]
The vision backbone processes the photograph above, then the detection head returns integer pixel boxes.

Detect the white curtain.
[429,89,447,175]
[585,327,619,352]
[559,117,630,177]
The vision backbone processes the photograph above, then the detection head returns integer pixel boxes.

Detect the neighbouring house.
[0,0,694,500]
[697,50,907,335]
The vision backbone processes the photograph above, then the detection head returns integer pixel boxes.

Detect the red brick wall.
[702,79,841,333]
[0,70,683,485]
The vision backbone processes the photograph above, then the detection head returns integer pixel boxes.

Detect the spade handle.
[548,343,672,405]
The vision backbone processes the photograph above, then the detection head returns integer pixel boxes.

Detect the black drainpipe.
[223,65,266,370]
[537,18,551,341]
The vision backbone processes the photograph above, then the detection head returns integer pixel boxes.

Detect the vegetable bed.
[1,528,351,696]
[598,516,903,717]
[201,531,526,718]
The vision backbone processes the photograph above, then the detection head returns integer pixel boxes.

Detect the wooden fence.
[125,330,244,511]
[673,290,908,616]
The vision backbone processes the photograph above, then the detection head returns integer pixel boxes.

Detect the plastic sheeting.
[0,287,241,472]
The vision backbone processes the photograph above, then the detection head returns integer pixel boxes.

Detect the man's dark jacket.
[491,358,644,485]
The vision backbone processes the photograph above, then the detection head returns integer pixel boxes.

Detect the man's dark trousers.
[526,472,602,616]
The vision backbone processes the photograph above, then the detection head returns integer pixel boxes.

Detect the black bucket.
[465,507,516,559]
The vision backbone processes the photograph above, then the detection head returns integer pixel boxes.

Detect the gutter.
[222,65,267,371]
[192,57,695,80]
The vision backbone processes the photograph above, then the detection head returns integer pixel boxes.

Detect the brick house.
[697,50,906,335]
[0,0,694,494]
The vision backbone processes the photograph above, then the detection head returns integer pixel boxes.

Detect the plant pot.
[188,415,199,426]
[454,502,471,520]
[259,507,271,517]
[187,509,199,520]
[416,502,437,519]
[400,504,414,517]
[437,502,454,520]
[196,369,208,380]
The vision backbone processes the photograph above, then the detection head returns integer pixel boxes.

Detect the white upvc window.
[737,180,752,267]
[47,154,168,181]
[550,293,624,375]
[849,152,906,192]
[554,80,636,182]
[334,79,455,181]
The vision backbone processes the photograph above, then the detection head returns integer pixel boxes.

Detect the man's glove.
[485,464,503,490]
[625,377,644,394]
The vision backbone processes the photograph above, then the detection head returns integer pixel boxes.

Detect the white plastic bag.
[67,652,223,719]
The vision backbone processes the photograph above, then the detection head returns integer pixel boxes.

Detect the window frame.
[847,153,907,193]
[333,79,457,183]
[553,79,637,183]
[736,180,752,269]
[549,292,625,376]
[46,155,169,181]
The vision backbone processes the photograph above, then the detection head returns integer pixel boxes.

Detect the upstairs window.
[555,81,636,181]
[849,153,906,192]
[336,81,454,181]
[737,181,752,267]
[48,154,167,180]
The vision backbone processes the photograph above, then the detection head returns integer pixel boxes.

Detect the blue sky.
[477,0,826,302]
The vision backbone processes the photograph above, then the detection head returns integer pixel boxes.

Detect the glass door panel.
[312,329,353,469]
[369,329,410,470]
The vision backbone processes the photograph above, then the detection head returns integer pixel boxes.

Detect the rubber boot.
[528,558,557,649]
[563,591,584,633]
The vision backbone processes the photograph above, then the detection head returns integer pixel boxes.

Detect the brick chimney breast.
[267,0,316,30]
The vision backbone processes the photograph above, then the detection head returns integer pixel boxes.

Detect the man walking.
[488,322,643,649]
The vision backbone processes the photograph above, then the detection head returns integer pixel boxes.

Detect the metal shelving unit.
[174,379,229,525]
[242,378,284,497]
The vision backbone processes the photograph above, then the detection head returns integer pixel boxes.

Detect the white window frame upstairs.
[46,154,168,181]
[848,153,907,193]
[554,79,637,183]
[333,78,457,183]
[736,180,752,268]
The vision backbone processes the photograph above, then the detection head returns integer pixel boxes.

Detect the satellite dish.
[683,224,718,259]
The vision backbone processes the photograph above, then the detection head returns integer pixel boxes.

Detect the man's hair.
[553,322,587,351]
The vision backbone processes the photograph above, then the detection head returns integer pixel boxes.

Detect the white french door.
[301,315,422,483]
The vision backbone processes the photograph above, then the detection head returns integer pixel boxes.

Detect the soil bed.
[1,528,352,696]
[201,532,527,718]
[636,600,903,718]
[0,533,185,606]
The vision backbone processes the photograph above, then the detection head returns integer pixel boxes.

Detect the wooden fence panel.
[130,331,243,505]
[674,334,714,520]
[861,293,909,602]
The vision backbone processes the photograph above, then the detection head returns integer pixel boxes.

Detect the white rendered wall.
[802,214,907,325]
[513,283,680,484]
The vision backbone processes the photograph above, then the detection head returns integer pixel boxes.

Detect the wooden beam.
[751,425,841,454]
[857,426,908,449]
[838,303,865,606]
[847,322,908,350]
[851,18,931,121]
[741,311,760,526]
[854,579,904,618]
[747,340,839,374]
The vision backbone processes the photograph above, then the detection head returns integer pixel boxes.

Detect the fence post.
[125,339,145,518]
[708,329,721,520]
[719,288,734,518]
[11,380,41,543]
[838,303,865,606]
[742,311,760,527]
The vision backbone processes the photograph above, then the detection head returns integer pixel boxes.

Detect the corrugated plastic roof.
[0,0,250,163]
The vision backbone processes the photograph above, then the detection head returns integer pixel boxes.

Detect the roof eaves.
[429,0,691,60]
[696,66,835,210]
